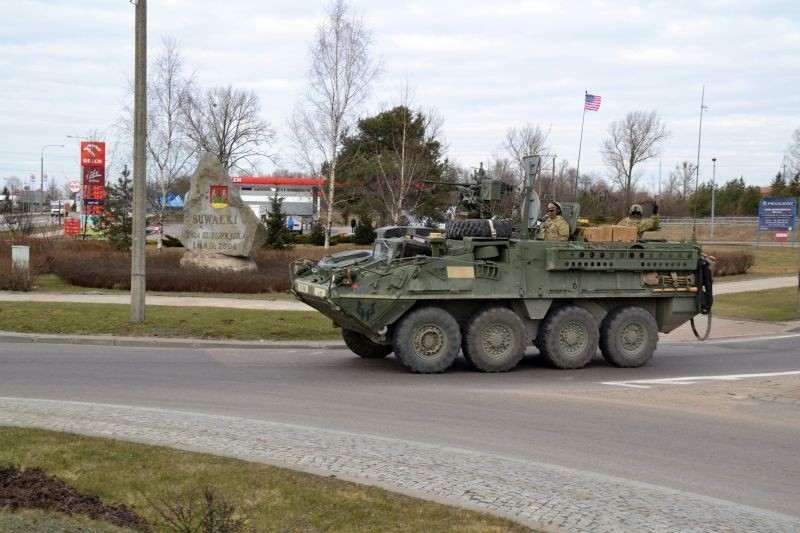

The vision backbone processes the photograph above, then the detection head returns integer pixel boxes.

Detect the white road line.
[710,333,800,344]
[602,370,800,389]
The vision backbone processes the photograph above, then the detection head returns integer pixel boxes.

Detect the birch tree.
[146,37,196,231]
[288,0,381,248]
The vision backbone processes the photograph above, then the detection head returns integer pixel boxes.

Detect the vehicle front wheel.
[462,307,526,372]
[599,306,658,367]
[537,305,599,369]
[342,329,392,359]
[393,307,461,373]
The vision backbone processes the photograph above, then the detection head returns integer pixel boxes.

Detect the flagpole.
[575,91,588,200]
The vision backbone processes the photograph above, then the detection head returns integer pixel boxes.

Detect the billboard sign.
[758,197,797,230]
[80,141,106,166]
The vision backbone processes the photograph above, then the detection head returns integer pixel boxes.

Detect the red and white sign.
[68,180,81,193]
[775,231,788,242]
[80,141,105,166]
[64,218,81,236]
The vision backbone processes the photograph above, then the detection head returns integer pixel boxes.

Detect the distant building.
[231,176,325,233]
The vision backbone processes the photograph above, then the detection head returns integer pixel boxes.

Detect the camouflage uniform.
[619,214,660,237]
[537,215,570,241]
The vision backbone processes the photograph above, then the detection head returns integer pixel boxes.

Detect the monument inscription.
[180,154,266,271]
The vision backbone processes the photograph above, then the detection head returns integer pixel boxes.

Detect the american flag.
[584,93,602,111]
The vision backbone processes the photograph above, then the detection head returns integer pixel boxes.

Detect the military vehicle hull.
[291,235,711,373]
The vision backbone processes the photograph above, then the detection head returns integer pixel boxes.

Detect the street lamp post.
[711,158,717,239]
[41,144,64,211]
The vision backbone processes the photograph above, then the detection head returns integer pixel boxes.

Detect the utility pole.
[130,0,147,322]
[691,86,708,242]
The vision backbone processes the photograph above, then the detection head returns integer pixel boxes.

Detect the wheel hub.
[620,322,645,353]
[415,325,444,357]
[482,324,512,357]
[559,322,587,354]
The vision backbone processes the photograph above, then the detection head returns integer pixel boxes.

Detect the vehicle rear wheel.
[462,307,526,372]
[341,329,392,359]
[393,307,461,373]
[599,306,658,367]
[537,305,599,369]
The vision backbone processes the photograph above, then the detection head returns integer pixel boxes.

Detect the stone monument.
[180,154,266,271]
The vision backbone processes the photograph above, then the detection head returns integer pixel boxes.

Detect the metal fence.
[661,217,758,226]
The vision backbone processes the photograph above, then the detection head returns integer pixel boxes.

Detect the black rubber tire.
[392,307,461,373]
[445,219,513,239]
[537,305,599,369]
[462,307,526,372]
[599,306,658,368]
[341,328,392,359]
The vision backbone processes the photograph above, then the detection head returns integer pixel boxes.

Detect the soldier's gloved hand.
[652,202,659,215]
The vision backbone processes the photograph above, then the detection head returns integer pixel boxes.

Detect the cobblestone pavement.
[2,397,798,532]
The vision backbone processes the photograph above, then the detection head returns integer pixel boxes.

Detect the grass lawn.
[712,287,800,322]
[0,428,528,532]
[0,302,341,340]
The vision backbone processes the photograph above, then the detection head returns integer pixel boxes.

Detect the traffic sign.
[68,180,81,193]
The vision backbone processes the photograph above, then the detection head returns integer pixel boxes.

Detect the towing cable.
[690,254,714,341]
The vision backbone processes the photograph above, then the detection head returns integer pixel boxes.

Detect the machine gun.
[422,178,510,219]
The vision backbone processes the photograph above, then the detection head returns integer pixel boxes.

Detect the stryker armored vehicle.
[290,156,712,373]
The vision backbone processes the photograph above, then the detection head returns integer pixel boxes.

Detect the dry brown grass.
[655,222,798,245]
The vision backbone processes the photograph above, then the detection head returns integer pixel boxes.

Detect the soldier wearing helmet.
[619,202,660,237]
[536,201,570,241]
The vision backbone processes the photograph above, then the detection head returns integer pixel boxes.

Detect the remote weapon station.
[291,156,712,373]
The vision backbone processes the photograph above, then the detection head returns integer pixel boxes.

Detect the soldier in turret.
[537,201,570,241]
[619,203,660,237]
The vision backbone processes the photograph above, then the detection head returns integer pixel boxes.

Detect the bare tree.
[182,85,275,172]
[288,0,381,248]
[601,110,669,208]
[485,154,519,218]
[669,160,696,198]
[787,126,800,178]
[146,37,196,227]
[502,124,550,190]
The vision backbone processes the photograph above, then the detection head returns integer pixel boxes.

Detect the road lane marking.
[602,370,800,389]
[710,333,800,344]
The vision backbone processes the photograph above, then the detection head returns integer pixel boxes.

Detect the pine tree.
[97,167,134,250]
[264,193,291,249]
[353,215,376,245]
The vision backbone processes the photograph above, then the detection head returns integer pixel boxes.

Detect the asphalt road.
[1,334,799,520]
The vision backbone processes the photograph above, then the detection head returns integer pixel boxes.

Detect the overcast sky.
[1,0,798,194]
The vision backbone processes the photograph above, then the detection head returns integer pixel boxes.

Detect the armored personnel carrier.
[291,156,712,373]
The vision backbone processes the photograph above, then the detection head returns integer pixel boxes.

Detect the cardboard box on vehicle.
[612,225,638,242]
[582,226,614,242]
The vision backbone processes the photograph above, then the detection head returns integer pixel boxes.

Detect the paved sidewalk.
[0,291,312,311]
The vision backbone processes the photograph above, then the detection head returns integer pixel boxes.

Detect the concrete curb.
[0,331,347,350]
